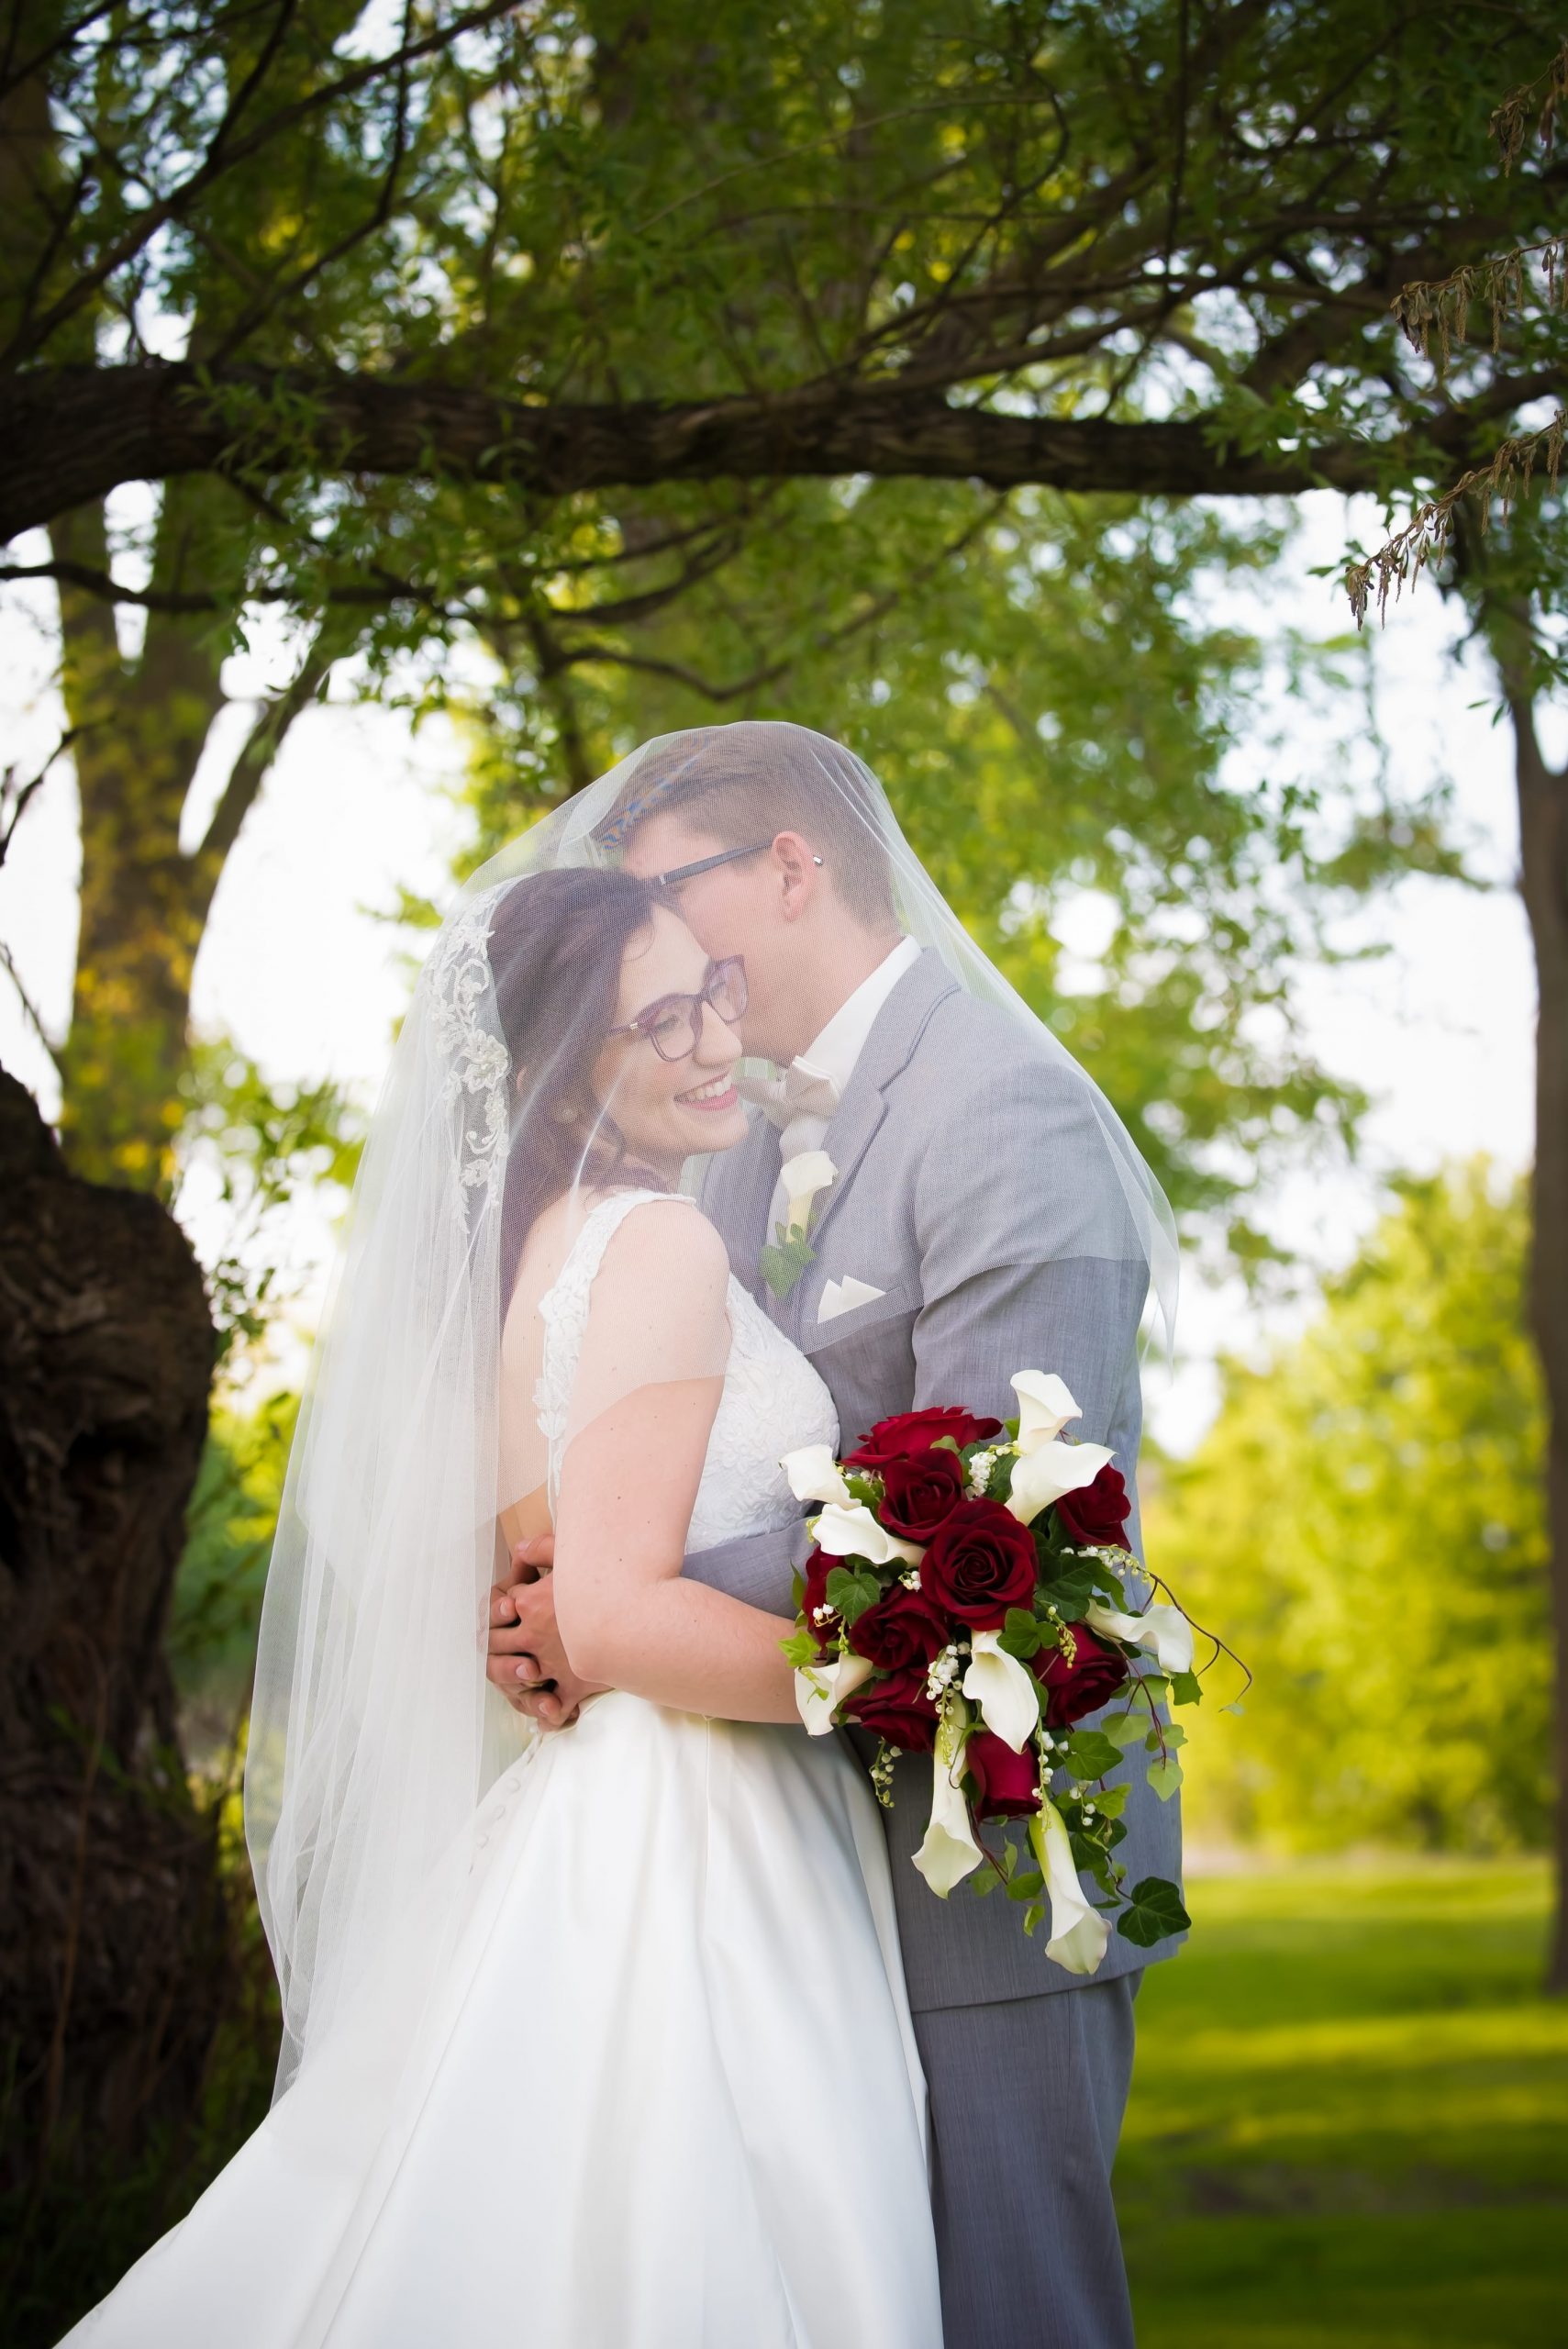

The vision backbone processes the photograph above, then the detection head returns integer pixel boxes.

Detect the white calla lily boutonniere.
[761,1150,837,1300]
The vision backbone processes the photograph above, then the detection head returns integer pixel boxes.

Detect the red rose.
[801,1548,838,1656]
[1053,1464,1131,1550]
[965,1730,1041,1820]
[878,1449,967,1541]
[919,1498,1038,1629]
[1032,1623,1128,1728]
[844,1406,1003,1467]
[848,1583,950,1672]
[848,1664,939,1754]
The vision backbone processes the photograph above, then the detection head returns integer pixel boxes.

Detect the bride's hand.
[487,1536,607,1727]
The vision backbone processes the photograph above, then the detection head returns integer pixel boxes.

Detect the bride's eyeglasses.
[606,956,749,1063]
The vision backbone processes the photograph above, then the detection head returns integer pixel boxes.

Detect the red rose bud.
[848,1663,940,1754]
[919,1498,1038,1629]
[878,1449,967,1541]
[801,1549,838,1656]
[1053,1464,1130,1550]
[965,1729,1042,1820]
[848,1584,950,1673]
[844,1406,1003,1466]
[1032,1623,1128,1728]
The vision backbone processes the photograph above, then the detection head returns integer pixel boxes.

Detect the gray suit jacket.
[684,949,1184,2012]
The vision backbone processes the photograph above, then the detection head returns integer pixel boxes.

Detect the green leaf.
[844,1474,883,1507]
[1162,1721,1187,1750]
[1063,1729,1123,1780]
[1117,1877,1191,1947]
[1104,1709,1149,1750]
[1000,1837,1019,1879]
[971,1867,1000,1898]
[790,1569,806,1613]
[1022,1901,1045,1938]
[998,1607,1043,1660]
[779,1630,817,1669]
[825,1564,882,1626]
[930,1434,961,1453]
[1169,1669,1203,1707]
[1006,1869,1045,1901]
[760,1231,817,1299]
[1091,1780,1130,1818]
[1147,1755,1184,1801]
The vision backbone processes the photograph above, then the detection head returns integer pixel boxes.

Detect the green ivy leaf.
[1022,1900,1044,1937]
[1105,1709,1149,1750]
[760,1230,817,1298]
[1063,1729,1123,1780]
[998,1606,1043,1660]
[1117,1876,1192,1947]
[1169,1669,1203,1707]
[779,1630,818,1669]
[1006,1869,1045,1901]
[825,1564,882,1626]
[1147,1755,1184,1801]
[1091,1780,1130,1818]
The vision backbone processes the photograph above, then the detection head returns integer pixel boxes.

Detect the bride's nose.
[691,999,740,1068]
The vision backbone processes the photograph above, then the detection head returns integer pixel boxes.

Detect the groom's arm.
[909,1054,1149,1469]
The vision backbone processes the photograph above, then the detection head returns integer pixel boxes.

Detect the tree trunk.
[0,1069,227,2222]
[1508,699,1568,1992]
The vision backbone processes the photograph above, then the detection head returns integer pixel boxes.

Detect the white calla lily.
[912,1698,984,1896]
[1029,1798,1111,1976]
[1005,1438,1115,1528]
[779,1149,837,1236]
[962,1631,1041,1753]
[812,1500,924,1570]
[1084,1601,1195,1676]
[793,1650,875,1737]
[1010,1370,1082,1455]
[779,1442,852,1507]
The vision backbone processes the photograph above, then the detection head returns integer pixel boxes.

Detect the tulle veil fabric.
[244,719,1176,2098]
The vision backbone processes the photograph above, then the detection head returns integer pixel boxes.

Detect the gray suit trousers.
[912,1978,1139,2349]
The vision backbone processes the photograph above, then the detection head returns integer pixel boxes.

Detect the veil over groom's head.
[595,718,900,931]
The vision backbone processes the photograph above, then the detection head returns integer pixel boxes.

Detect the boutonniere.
[760,1150,837,1299]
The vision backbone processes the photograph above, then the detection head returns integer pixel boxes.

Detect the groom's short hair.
[596,721,898,928]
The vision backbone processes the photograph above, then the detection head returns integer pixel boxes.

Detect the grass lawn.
[1118,1860,1567,2349]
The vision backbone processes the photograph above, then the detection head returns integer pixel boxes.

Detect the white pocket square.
[817,1275,885,1324]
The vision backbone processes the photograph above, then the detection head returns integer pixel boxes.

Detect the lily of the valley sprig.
[760,1149,837,1300]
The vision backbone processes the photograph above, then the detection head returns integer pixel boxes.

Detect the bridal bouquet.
[780,1374,1199,1976]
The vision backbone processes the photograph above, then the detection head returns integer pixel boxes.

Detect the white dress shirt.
[763,934,921,1229]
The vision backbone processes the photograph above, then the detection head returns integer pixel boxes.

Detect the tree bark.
[1505,690,1568,1992]
[4,359,1545,544]
[0,1069,226,2204]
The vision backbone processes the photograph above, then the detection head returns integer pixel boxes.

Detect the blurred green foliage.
[1149,1163,1550,1854]
[1120,1860,1565,2349]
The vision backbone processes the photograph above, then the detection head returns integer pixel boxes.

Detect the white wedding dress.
[64,1192,941,2349]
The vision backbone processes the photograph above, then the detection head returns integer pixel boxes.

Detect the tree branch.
[6,359,1555,543]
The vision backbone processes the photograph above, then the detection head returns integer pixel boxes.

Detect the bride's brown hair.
[487,866,667,1308]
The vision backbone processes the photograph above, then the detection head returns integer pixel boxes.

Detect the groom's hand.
[486,1537,604,1727]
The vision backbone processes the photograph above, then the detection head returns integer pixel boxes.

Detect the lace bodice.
[535,1190,838,1552]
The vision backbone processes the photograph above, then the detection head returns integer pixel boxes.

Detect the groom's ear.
[772,829,823,923]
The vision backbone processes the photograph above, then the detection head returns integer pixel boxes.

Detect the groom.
[488,722,1181,2348]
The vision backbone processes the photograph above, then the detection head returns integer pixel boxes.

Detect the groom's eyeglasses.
[648,841,773,892]
[606,957,749,1063]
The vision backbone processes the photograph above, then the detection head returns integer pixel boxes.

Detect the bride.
[63,856,941,2344]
